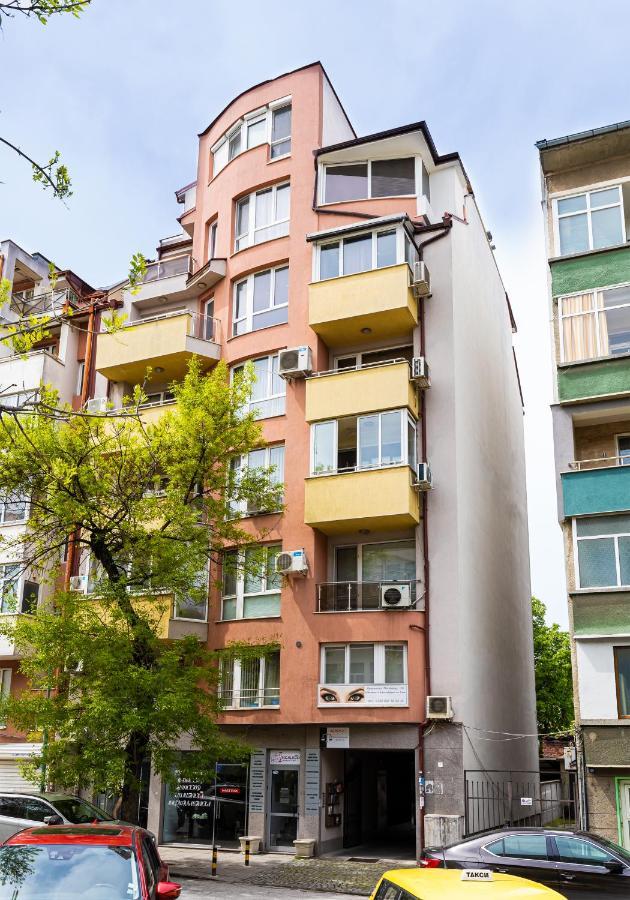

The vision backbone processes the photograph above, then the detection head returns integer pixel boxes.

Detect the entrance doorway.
[620,780,630,850]
[267,766,299,851]
[343,750,415,856]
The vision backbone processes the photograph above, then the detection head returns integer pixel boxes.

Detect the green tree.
[0,360,282,821]
[532,596,574,734]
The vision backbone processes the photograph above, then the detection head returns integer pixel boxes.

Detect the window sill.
[231,232,290,258]
[0,521,28,528]
[318,195,417,208]
[227,320,289,342]
[310,261,411,286]
[268,152,291,164]
[558,351,630,369]
[549,241,630,264]
[216,614,281,624]
[171,617,208,624]
[570,587,630,595]
[221,705,281,711]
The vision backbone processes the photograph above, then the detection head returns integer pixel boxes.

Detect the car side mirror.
[604,861,624,875]
[43,815,63,826]
[156,882,181,899]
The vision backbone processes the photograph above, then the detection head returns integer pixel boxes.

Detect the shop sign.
[249,750,266,813]
[304,749,320,815]
[325,727,349,749]
[269,750,301,765]
[166,777,213,811]
[318,683,408,707]
[218,786,241,796]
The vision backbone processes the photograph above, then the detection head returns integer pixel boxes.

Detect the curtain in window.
[561,293,599,362]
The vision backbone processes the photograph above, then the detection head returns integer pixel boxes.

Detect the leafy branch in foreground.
[0,1,91,24]
[0,137,72,201]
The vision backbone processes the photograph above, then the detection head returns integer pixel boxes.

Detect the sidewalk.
[161,846,416,896]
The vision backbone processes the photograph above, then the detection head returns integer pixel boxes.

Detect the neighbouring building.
[95,62,537,855]
[538,121,630,849]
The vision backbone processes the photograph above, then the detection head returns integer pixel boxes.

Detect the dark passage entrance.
[343,750,415,856]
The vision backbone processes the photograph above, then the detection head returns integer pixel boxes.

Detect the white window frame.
[333,344,413,370]
[232,265,289,336]
[208,220,218,260]
[333,538,417,582]
[229,445,285,517]
[315,223,417,281]
[75,361,85,396]
[558,281,630,363]
[320,642,407,685]
[573,516,630,589]
[0,564,38,615]
[235,182,290,252]
[553,185,626,257]
[220,650,280,709]
[0,493,29,526]
[310,409,417,476]
[269,102,292,160]
[321,158,417,205]
[211,96,292,176]
[232,354,286,420]
[0,669,11,728]
[221,544,282,621]
[617,434,630,466]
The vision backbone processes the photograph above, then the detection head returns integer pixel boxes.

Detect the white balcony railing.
[568,456,630,471]
[218,688,280,709]
[142,256,192,283]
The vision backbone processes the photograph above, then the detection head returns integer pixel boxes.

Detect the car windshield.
[52,798,110,824]
[592,834,630,864]
[0,844,139,898]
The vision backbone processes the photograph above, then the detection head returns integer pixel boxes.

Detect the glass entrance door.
[621,780,630,849]
[268,767,298,851]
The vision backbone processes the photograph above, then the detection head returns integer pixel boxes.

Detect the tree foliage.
[0,360,282,819]
[0,1,90,25]
[532,596,574,734]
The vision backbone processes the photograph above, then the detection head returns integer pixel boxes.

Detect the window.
[203,297,216,341]
[232,354,286,420]
[618,436,630,466]
[320,643,407,685]
[0,670,11,727]
[233,266,289,336]
[559,284,630,362]
[0,493,28,525]
[320,540,417,612]
[316,226,417,280]
[212,98,292,175]
[486,834,548,860]
[208,220,218,259]
[229,444,284,517]
[221,544,282,620]
[270,104,291,158]
[553,835,613,864]
[334,346,413,371]
[75,361,85,396]
[311,410,417,475]
[324,158,416,203]
[174,565,208,621]
[219,650,280,708]
[575,515,630,588]
[0,565,19,613]
[556,186,625,255]
[235,183,290,251]
[0,391,38,410]
[141,390,175,408]
[615,646,630,717]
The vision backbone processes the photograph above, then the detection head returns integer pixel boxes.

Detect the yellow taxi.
[370,868,565,899]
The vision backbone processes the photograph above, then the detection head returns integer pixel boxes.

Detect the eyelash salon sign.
[318,684,408,707]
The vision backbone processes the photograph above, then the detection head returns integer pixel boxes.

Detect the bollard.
[244,838,250,866]
[211,845,217,877]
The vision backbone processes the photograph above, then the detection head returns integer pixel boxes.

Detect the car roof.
[0,792,80,801]
[5,825,136,847]
[379,869,563,898]
[428,826,592,851]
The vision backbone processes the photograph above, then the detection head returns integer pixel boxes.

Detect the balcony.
[306,360,418,422]
[562,459,630,517]
[308,263,417,347]
[305,465,420,534]
[0,616,20,659]
[0,350,67,399]
[317,580,422,612]
[10,288,77,318]
[95,311,220,383]
[130,255,225,309]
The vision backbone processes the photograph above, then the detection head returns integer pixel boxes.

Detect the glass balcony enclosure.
[311,408,417,476]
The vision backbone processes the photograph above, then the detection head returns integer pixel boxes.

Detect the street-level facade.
[538,122,630,849]
[97,63,537,855]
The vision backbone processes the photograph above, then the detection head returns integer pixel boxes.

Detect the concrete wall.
[585,772,623,844]
[576,638,630,720]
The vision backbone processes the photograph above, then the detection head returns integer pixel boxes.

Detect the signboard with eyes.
[317,684,408,707]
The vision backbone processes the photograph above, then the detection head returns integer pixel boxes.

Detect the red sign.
[218,786,241,796]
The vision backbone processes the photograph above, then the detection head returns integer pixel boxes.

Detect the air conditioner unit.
[380,583,412,609]
[414,463,432,491]
[412,261,431,298]
[68,575,88,594]
[274,549,308,576]
[278,346,313,379]
[411,357,430,389]
[85,397,108,414]
[426,695,453,720]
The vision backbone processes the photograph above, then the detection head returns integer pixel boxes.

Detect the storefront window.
[162,757,248,847]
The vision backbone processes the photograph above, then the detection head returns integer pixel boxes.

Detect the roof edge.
[536,119,630,152]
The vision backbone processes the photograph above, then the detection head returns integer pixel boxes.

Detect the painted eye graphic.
[346,688,365,703]
[320,688,339,703]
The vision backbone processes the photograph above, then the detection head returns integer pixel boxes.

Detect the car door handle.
[560,874,575,881]
[496,868,509,874]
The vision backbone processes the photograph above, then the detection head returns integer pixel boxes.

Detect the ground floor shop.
[146,725,420,856]
[0,742,41,791]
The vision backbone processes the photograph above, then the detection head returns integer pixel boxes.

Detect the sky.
[1,0,628,626]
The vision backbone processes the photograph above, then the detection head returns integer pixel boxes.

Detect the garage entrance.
[343,750,415,856]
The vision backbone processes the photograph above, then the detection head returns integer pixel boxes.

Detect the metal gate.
[465,770,576,836]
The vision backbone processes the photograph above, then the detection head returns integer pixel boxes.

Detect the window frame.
[553,185,626,257]
[270,103,292,160]
[322,157,417,205]
[232,354,286,420]
[172,561,209,623]
[229,444,285,518]
[333,344,413,371]
[614,645,630,719]
[208,220,218,260]
[0,493,29,526]
[212,97,292,176]
[219,649,280,709]
[617,434,630,466]
[0,564,38,615]
[315,224,418,281]
[558,281,630,364]
[573,515,630,589]
[0,669,11,728]
[235,182,290,252]
[333,538,417,583]
[221,543,282,621]
[320,642,407,685]
[310,409,417,476]
[232,265,289,336]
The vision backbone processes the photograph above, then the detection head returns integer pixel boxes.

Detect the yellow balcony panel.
[306,361,417,422]
[304,465,420,534]
[95,312,220,383]
[90,594,208,641]
[308,264,417,347]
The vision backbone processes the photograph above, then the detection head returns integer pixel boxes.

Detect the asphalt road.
[178,877,362,899]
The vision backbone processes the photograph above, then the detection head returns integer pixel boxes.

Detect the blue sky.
[1,0,628,624]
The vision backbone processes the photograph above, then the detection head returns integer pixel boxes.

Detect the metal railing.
[568,455,630,471]
[465,770,576,837]
[218,688,280,709]
[307,357,411,379]
[10,288,77,318]
[142,255,192,283]
[125,310,220,343]
[317,580,421,612]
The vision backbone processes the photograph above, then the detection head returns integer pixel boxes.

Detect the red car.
[0,823,181,899]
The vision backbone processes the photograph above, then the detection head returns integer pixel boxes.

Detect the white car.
[0,791,120,841]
